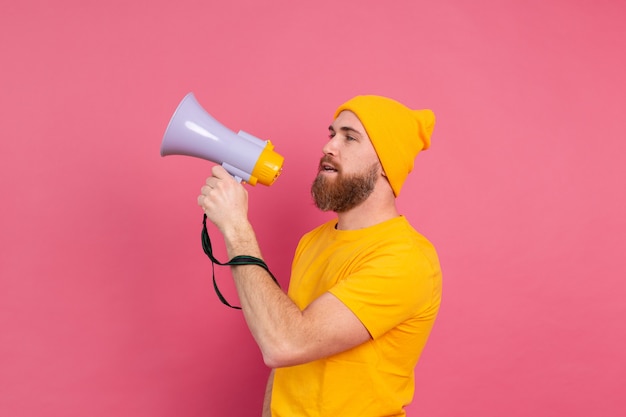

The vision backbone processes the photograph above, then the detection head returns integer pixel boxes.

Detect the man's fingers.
[211,165,234,181]
[198,183,217,208]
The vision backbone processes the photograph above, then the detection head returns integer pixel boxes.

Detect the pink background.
[1,1,625,416]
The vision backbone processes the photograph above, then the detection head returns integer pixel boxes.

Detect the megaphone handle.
[221,162,247,184]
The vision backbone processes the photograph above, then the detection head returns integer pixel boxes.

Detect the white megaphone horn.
[160,93,284,186]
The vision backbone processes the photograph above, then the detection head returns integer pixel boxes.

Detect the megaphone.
[161,93,284,186]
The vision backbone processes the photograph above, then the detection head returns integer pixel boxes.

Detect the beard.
[311,160,380,213]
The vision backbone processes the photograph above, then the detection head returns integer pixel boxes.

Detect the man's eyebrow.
[328,125,362,136]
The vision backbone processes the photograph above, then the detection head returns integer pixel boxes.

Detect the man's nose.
[322,135,338,155]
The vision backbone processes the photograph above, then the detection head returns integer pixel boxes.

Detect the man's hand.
[197,165,249,235]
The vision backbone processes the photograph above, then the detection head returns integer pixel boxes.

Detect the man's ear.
[378,161,387,177]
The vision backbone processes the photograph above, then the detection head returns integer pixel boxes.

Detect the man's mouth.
[318,156,339,174]
[320,162,338,173]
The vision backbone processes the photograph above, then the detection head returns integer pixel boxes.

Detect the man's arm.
[262,369,274,417]
[198,166,371,368]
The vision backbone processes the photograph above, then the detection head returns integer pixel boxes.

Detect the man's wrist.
[222,220,261,258]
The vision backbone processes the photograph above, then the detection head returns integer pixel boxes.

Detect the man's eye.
[328,132,336,139]
[346,135,356,141]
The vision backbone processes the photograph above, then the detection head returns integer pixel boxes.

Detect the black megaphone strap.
[201,214,280,309]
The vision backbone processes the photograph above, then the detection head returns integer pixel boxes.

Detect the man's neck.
[335,187,399,231]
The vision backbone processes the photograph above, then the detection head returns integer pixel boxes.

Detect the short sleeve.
[328,245,438,339]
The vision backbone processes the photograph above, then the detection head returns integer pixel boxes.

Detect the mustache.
[318,155,339,171]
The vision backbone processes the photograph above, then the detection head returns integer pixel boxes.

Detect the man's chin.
[316,171,339,181]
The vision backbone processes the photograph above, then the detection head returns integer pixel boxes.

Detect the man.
[198,95,442,416]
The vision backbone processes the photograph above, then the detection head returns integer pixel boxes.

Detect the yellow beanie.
[334,95,435,197]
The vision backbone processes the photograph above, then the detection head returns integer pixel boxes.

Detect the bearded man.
[198,95,442,417]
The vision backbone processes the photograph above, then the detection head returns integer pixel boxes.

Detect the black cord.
[201,214,280,309]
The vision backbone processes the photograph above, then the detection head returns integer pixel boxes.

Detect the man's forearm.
[198,168,313,365]
[221,221,305,367]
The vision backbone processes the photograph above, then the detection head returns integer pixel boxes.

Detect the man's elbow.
[261,341,308,368]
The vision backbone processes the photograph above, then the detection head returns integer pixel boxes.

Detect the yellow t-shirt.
[271,216,442,417]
